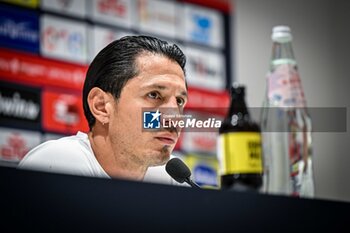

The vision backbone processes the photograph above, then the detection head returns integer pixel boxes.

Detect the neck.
[88,126,148,181]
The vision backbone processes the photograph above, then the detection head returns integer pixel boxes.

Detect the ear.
[87,87,113,125]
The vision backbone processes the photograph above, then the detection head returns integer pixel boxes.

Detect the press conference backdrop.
[0,0,232,188]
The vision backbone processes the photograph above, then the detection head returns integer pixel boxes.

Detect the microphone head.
[165,158,191,183]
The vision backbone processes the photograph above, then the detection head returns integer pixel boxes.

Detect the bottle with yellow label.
[217,84,263,191]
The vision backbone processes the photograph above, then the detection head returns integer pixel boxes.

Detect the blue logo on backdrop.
[143,110,161,129]
[190,14,212,45]
[0,6,39,53]
[194,164,217,187]
[68,32,84,55]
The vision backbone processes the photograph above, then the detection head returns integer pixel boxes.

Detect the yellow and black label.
[218,132,263,175]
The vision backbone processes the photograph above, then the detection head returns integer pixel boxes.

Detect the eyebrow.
[143,84,188,98]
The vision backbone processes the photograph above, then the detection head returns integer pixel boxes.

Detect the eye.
[176,97,185,107]
[147,91,161,100]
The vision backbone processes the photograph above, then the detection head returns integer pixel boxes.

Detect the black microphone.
[165,158,201,189]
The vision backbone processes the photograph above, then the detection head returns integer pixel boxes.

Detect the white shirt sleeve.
[18,139,97,177]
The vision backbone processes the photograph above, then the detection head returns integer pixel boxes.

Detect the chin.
[150,146,172,166]
[158,152,171,165]
[146,145,174,167]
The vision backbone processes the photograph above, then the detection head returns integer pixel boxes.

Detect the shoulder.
[20,134,87,162]
[18,133,92,175]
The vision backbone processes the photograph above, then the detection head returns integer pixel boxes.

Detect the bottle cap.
[272,25,293,43]
[231,83,245,97]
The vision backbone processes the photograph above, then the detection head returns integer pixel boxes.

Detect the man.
[18,35,188,185]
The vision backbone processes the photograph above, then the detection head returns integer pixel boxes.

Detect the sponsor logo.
[0,48,87,90]
[190,14,212,44]
[192,134,216,150]
[0,92,39,120]
[184,5,223,48]
[43,26,84,55]
[185,47,226,91]
[42,90,88,134]
[181,131,217,154]
[53,97,79,125]
[91,0,133,28]
[186,87,230,114]
[41,15,87,63]
[0,128,41,162]
[0,20,38,43]
[138,0,176,38]
[97,0,127,16]
[0,6,39,53]
[0,132,30,161]
[193,164,218,186]
[0,83,41,129]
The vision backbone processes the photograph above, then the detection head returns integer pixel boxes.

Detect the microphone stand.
[184,177,201,189]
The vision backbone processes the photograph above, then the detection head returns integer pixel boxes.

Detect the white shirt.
[18,132,179,185]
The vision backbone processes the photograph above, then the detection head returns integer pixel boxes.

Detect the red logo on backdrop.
[0,48,88,90]
[42,89,88,134]
[1,133,29,161]
[192,135,216,151]
[43,26,68,51]
[98,0,126,16]
[186,87,229,115]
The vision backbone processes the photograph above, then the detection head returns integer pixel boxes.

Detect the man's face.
[108,53,187,167]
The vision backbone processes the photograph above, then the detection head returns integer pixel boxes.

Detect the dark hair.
[83,35,186,130]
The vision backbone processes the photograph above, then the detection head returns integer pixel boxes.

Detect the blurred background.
[0,0,349,202]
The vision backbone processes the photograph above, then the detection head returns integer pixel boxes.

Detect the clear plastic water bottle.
[261,26,315,197]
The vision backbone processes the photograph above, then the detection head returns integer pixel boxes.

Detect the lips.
[155,133,177,145]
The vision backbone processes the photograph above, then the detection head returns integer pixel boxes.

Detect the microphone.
[165,158,201,189]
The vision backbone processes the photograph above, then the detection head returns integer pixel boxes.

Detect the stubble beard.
[159,145,172,165]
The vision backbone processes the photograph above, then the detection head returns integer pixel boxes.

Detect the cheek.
[114,107,143,138]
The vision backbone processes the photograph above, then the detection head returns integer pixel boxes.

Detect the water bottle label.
[267,64,306,107]
[218,132,263,175]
